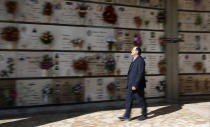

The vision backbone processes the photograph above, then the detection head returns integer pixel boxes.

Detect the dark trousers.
[124,89,147,118]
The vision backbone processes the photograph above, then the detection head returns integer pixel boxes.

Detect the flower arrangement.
[195,15,202,26]
[0,89,16,106]
[72,83,82,95]
[72,57,88,72]
[156,80,166,92]
[8,90,16,103]
[107,82,116,94]
[195,35,201,50]
[157,11,165,24]
[0,58,15,78]
[144,20,150,26]
[43,2,53,16]
[193,61,204,72]
[106,36,116,50]
[1,26,19,42]
[71,38,84,48]
[134,16,142,27]
[194,0,202,7]
[76,4,88,18]
[133,33,142,47]
[40,55,54,70]
[42,86,53,96]
[40,31,54,44]
[103,5,118,24]
[5,1,18,15]
[42,85,53,103]
[159,36,166,51]
[104,56,116,74]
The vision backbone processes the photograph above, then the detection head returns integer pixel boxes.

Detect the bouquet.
[72,57,88,72]
[76,4,88,18]
[5,1,18,14]
[43,2,53,16]
[106,36,116,50]
[157,11,165,24]
[71,38,84,48]
[103,5,118,24]
[40,31,54,44]
[40,55,53,70]
[104,56,116,73]
[134,16,142,27]
[134,33,142,47]
[1,26,19,42]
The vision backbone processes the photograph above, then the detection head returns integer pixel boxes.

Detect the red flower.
[134,16,142,27]
[103,5,118,24]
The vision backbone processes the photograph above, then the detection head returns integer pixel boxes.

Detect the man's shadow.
[131,103,183,120]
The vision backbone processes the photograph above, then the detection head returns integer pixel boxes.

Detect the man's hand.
[132,86,136,91]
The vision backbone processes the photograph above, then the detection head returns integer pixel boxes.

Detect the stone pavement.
[0,102,209,127]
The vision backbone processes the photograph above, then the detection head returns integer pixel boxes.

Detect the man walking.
[119,46,147,121]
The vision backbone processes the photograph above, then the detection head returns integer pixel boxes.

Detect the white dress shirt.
[133,56,138,62]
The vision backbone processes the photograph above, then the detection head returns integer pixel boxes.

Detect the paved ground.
[0,102,209,127]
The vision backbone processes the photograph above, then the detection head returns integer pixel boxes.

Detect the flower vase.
[41,70,48,77]
[78,42,83,48]
[47,16,51,23]
[117,69,121,75]
[161,46,166,52]
[43,94,48,104]
[48,43,53,50]
[8,14,15,21]
[108,43,113,50]
[108,71,114,75]
[10,42,18,49]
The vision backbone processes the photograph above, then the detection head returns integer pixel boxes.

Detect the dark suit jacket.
[127,55,146,92]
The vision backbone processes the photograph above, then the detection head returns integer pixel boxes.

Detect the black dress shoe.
[118,116,131,121]
[137,115,147,121]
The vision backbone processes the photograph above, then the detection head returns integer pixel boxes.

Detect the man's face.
[131,47,138,57]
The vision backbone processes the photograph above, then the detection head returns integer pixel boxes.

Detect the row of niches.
[0,0,165,30]
[179,75,210,95]
[0,52,166,78]
[179,54,210,73]
[178,0,210,11]
[179,11,210,31]
[179,32,210,52]
[0,76,165,107]
[84,0,164,8]
[0,23,165,52]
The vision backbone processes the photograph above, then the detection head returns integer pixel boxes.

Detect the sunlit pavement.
[0,102,209,127]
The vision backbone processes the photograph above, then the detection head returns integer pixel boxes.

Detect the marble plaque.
[52,78,85,104]
[179,75,210,95]
[0,80,16,107]
[16,79,53,106]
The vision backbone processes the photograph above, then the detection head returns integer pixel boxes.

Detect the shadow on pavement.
[0,99,209,127]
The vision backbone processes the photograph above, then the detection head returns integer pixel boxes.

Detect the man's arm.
[132,59,144,90]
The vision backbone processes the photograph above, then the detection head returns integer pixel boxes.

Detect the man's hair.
[135,46,141,55]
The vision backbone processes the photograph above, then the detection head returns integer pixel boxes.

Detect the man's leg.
[135,91,147,117]
[119,90,133,121]
[124,90,133,118]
